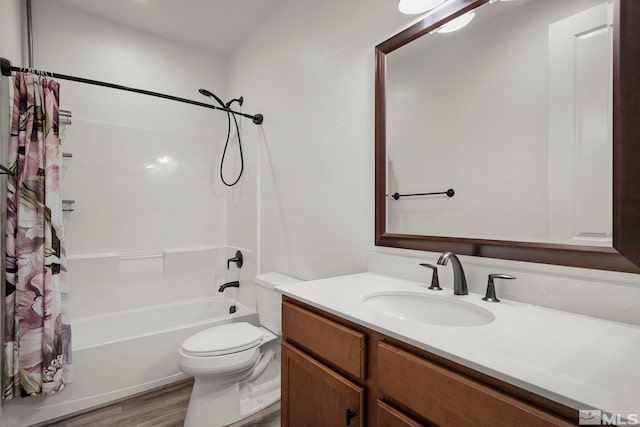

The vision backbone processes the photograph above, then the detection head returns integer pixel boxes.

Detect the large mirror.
[375,0,640,273]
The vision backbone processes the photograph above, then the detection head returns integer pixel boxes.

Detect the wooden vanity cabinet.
[281,300,366,426]
[281,297,579,427]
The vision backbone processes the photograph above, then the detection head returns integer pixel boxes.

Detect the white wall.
[0,1,22,424]
[229,0,640,323]
[0,0,22,67]
[228,0,415,280]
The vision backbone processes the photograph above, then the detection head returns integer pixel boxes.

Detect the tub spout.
[218,281,240,292]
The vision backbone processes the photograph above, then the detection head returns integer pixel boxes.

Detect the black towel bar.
[389,189,455,200]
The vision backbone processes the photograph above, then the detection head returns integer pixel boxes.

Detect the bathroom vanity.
[277,273,640,426]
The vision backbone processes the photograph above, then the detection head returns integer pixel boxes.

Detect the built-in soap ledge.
[67,247,229,285]
[163,247,227,276]
[119,252,165,281]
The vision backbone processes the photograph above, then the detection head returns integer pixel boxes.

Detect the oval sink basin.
[363,291,494,327]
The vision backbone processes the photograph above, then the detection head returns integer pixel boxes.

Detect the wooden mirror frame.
[375,0,640,273]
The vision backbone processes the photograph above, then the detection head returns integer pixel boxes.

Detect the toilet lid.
[181,322,263,357]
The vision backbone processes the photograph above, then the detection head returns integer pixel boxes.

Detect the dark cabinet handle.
[346,408,357,426]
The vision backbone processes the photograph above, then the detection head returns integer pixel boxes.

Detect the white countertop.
[276,272,640,416]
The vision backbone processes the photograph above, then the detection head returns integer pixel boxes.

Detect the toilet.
[178,272,300,427]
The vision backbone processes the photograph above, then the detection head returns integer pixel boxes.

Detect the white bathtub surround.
[67,247,233,318]
[368,250,640,326]
[276,273,640,421]
[3,296,256,427]
[31,1,230,259]
[59,119,227,255]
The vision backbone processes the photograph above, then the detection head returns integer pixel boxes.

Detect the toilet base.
[183,337,281,427]
[239,372,280,418]
[184,375,281,427]
[184,377,242,427]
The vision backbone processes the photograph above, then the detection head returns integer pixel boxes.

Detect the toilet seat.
[181,322,263,357]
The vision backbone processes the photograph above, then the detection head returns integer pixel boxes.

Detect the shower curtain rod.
[0,57,264,125]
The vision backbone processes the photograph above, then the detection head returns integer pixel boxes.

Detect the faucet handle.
[482,274,516,303]
[227,250,244,269]
[419,263,442,291]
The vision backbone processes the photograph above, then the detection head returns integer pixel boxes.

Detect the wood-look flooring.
[37,378,281,427]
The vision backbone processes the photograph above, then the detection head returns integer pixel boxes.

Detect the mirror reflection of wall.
[386,0,613,247]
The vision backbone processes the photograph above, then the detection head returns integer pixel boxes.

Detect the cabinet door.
[282,341,364,427]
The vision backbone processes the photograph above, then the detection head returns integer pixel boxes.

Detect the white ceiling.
[56,0,283,55]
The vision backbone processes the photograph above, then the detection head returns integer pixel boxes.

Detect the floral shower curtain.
[3,72,71,399]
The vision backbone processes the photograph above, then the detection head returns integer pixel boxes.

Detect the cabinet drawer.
[378,342,573,427]
[282,301,366,380]
[377,400,424,427]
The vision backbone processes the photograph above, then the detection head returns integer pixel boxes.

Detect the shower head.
[198,88,226,108]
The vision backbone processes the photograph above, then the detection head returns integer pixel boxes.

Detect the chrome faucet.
[436,252,468,295]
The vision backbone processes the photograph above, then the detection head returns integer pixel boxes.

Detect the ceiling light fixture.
[398,0,448,15]
[433,10,475,33]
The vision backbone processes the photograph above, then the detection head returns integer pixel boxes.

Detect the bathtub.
[4,296,257,427]
[72,297,254,350]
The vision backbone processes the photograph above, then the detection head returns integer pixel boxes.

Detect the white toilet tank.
[254,272,301,335]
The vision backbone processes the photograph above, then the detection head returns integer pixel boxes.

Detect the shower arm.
[199,90,244,111]
[226,97,243,108]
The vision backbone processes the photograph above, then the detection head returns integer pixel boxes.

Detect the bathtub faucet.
[218,281,240,292]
